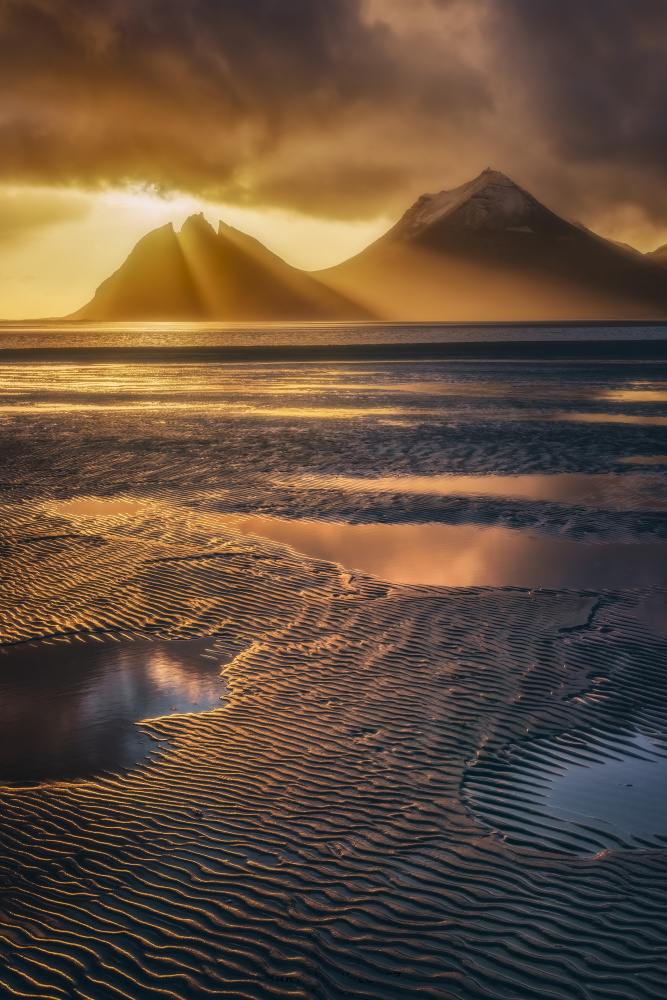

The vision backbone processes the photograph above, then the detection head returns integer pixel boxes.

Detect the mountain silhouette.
[70,172,667,322]
[316,170,667,321]
[70,214,369,321]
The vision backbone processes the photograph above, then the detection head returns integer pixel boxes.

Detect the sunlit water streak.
[287,472,667,509]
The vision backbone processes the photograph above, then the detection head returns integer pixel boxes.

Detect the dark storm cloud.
[491,0,667,223]
[497,0,667,162]
[0,0,665,230]
[0,0,490,213]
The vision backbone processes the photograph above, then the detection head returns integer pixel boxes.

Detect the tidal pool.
[464,730,667,854]
[291,472,667,510]
[54,497,152,517]
[0,635,227,783]
[227,516,667,589]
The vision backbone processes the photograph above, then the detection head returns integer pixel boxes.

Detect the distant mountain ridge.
[70,170,667,322]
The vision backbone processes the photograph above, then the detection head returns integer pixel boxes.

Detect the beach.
[0,325,666,999]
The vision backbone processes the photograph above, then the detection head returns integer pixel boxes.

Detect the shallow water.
[0,636,227,782]
[227,515,667,588]
[1,318,666,350]
[544,732,667,848]
[464,729,667,854]
[54,497,153,517]
[291,471,667,508]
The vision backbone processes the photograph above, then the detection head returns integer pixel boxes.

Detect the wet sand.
[0,337,666,999]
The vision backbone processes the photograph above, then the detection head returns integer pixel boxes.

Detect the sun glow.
[0,184,391,320]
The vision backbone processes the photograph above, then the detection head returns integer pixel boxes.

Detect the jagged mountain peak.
[180,212,216,236]
[69,211,369,321]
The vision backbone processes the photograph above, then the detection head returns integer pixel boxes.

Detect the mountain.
[315,170,667,321]
[70,214,369,321]
[70,172,667,323]
[646,243,667,270]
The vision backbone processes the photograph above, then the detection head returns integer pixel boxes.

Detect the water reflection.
[55,497,152,517]
[0,636,227,783]
[228,517,667,589]
[598,388,667,403]
[0,401,416,419]
[544,732,667,849]
[292,473,667,510]
[350,383,667,404]
[2,362,666,414]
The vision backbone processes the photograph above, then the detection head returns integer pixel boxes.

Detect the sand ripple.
[0,357,666,999]
[0,500,665,997]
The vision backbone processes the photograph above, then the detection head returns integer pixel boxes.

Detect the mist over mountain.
[71,214,368,321]
[70,171,667,323]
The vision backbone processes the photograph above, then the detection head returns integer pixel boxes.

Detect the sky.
[1,0,666,318]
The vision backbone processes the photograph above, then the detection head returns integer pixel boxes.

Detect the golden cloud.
[0,0,665,234]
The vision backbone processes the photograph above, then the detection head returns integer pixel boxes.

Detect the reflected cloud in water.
[0,636,227,783]
[227,517,667,589]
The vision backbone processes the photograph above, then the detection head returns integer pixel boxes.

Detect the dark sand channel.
[0,636,227,783]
